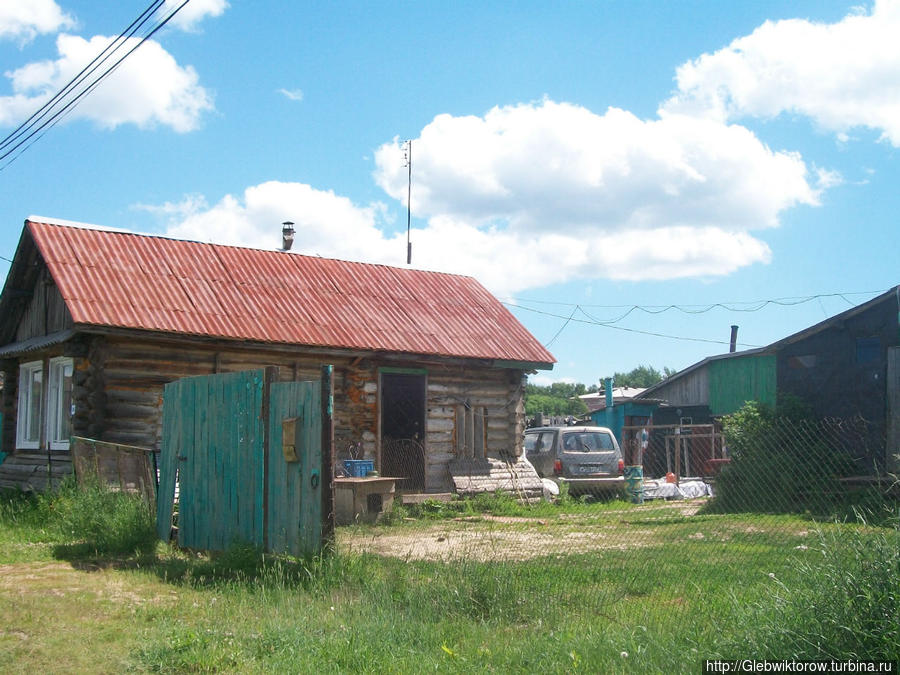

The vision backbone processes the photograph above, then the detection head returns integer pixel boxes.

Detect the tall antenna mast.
[403,139,412,264]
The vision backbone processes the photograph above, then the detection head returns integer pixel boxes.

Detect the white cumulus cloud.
[0,33,213,132]
[366,100,817,292]
[0,0,74,45]
[163,181,396,261]
[375,101,818,234]
[162,0,228,32]
[662,0,900,146]
[152,98,824,296]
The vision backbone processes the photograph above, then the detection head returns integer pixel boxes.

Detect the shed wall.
[643,367,709,408]
[777,298,897,468]
[708,354,776,416]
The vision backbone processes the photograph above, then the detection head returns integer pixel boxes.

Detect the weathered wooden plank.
[268,380,307,554]
[426,418,455,433]
[71,437,156,505]
[156,378,182,542]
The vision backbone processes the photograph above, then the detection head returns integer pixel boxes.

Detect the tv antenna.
[402,139,412,264]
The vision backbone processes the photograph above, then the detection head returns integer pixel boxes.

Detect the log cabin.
[0,219,555,494]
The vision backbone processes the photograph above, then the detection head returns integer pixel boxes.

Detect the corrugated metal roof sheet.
[25,220,555,366]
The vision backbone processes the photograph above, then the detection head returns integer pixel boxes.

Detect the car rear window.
[561,431,615,452]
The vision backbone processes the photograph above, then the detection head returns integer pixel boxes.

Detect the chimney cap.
[281,221,295,251]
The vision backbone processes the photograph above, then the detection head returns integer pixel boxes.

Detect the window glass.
[563,431,614,451]
[17,358,74,450]
[49,358,74,449]
[856,337,880,365]
[17,361,42,447]
[524,431,554,453]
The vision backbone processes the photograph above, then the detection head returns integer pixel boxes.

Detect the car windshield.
[561,431,615,452]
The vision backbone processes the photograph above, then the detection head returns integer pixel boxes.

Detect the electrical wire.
[506,301,763,348]
[544,304,578,348]
[0,1,164,156]
[0,0,191,170]
[501,289,887,325]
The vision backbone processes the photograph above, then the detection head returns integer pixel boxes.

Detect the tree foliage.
[524,367,675,418]
[605,364,674,389]
[524,382,590,417]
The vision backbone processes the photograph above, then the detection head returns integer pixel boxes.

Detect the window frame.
[16,356,74,452]
[16,360,43,450]
[47,356,74,451]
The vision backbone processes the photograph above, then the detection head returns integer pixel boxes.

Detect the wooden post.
[261,366,277,552]
[674,428,681,482]
[465,403,475,458]
[321,365,335,546]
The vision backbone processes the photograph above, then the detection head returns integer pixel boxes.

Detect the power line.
[544,304,578,348]
[502,289,887,325]
[0,1,164,155]
[505,301,763,348]
[0,0,191,170]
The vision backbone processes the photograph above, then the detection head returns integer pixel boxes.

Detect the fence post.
[262,366,278,552]
[321,365,335,546]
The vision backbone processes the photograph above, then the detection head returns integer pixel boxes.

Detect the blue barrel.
[623,465,644,504]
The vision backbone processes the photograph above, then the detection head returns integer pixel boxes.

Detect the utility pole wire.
[505,301,762,348]
[0,0,191,168]
[0,0,164,155]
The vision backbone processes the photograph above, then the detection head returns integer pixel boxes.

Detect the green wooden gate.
[156,367,333,556]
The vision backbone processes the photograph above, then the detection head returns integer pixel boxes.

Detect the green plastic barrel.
[623,465,644,504]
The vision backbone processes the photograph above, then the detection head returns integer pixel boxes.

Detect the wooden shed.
[636,287,900,473]
[0,219,555,492]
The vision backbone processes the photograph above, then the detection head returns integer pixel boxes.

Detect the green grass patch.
[1,486,897,671]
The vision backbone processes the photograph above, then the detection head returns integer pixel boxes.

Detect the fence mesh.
[334,414,899,663]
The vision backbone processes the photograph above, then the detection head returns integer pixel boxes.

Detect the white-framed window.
[17,361,43,449]
[48,357,74,450]
[16,357,74,451]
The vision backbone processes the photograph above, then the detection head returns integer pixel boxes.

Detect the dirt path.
[336,498,813,561]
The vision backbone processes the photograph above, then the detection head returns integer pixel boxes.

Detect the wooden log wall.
[1,361,17,455]
[68,335,528,495]
[0,451,72,492]
[424,367,525,492]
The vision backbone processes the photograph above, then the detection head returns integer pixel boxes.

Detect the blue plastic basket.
[343,459,374,477]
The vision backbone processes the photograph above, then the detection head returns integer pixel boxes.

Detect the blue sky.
[1,0,898,386]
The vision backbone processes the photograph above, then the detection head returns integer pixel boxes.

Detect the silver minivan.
[524,426,624,495]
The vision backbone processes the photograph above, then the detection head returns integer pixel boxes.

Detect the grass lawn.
[1,487,897,673]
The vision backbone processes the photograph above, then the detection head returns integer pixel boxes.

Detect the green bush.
[713,400,857,514]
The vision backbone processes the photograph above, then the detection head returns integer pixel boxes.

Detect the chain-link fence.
[335,413,899,662]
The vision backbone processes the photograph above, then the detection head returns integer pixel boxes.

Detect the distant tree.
[524,382,589,417]
[604,365,673,389]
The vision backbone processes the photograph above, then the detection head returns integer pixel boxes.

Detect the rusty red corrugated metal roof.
[25,220,555,366]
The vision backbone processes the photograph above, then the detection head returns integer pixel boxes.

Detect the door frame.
[378,367,427,487]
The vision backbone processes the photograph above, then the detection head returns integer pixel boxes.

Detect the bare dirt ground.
[336,497,807,562]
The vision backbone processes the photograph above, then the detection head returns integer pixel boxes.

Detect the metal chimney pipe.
[729,325,738,353]
[281,221,295,251]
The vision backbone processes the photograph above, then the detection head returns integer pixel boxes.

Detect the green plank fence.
[156,367,333,555]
